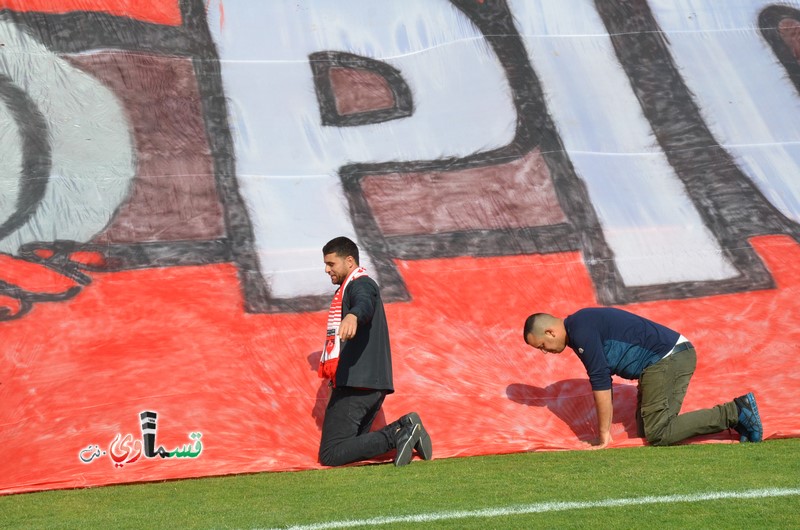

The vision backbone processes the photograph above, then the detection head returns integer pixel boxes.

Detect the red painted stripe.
[0,0,182,26]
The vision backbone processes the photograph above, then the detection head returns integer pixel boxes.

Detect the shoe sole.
[407,412,432,460]
[394,423,420,467]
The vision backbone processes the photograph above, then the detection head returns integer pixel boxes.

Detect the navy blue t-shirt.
[564,307,680,391]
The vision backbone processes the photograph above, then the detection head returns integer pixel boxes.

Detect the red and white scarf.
[318,266,369,383]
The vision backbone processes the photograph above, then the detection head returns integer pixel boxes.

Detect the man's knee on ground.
[318,446,344,467]
[644,426,671,447]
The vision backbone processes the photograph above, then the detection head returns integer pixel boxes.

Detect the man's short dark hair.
[523,313,543,342]
[322,236,360,265]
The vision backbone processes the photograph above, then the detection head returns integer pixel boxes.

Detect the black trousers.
[318,386,398,466]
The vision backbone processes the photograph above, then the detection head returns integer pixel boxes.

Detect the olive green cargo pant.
[636,346,739,446]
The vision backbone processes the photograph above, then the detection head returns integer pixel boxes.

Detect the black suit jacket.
[336,276,394,392]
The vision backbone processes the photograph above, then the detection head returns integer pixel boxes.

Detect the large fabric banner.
[1,0,799,495]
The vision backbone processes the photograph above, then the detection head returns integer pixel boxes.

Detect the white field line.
[266,487,800,530]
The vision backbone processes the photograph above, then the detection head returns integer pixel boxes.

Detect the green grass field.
[2,438,799,529]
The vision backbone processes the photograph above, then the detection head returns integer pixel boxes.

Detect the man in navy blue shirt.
[523,307,763,447]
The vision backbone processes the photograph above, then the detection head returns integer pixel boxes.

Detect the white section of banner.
[208,1,515,297]
[0,21,135,254]
[651,0,800,224]
[510,0,738,286]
